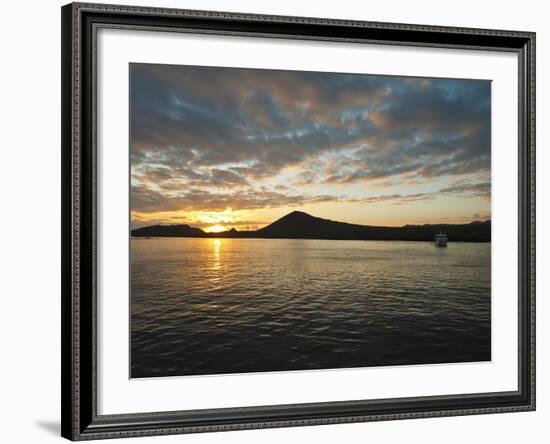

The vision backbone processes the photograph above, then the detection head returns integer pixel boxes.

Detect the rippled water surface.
[131,238,490,378]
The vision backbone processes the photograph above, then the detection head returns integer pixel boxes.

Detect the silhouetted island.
[131,211,491,242]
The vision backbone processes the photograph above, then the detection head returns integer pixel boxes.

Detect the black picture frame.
[61,2,536,440]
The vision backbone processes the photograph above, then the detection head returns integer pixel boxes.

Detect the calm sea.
[130,238,491,378]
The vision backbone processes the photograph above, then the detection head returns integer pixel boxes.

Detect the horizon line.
[131,210,491,234]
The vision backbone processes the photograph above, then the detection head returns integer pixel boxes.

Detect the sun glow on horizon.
[204,224,229,233]
[196,208,236,233]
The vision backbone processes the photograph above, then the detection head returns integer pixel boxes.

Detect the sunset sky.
[130,63,491,232]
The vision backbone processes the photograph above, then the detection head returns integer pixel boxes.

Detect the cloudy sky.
[130,63,491,232]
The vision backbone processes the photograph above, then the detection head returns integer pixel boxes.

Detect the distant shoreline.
[131,211,491,243]
[131,236,491,243]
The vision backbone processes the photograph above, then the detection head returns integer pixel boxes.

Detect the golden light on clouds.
[131,207,269,231]
[190,208,235,225]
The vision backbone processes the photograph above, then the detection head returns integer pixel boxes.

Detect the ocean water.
[130,238,491,378]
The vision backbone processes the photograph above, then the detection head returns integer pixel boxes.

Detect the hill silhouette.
[131,211,490,242]
[131,224,205,237]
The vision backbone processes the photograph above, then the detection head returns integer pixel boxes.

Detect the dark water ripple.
[130,238,491,378]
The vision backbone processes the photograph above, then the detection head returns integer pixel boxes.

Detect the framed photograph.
[61,2,536,440]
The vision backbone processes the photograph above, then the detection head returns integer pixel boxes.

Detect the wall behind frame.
[0,0,545,443]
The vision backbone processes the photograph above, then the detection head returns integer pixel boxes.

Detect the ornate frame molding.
[61,2,535,440]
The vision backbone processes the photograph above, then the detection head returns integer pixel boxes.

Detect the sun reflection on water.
[209,238,223,276]
[212,238,221,259]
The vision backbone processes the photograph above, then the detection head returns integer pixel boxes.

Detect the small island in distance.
[131,211,491,242]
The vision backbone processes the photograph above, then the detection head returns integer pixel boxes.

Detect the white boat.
[434,231,448,247]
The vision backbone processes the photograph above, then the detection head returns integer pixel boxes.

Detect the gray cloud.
[130,63,491,214]
[348,180,490,207]
[131,185,341,214]
[439,181,491,199]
